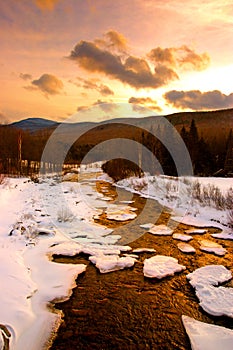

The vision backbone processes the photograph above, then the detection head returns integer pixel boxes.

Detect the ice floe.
[187,265,232,288]
[140,223,154,229]
[211,231,233,240]
[182,315,233,350]
[187,265,233,317]
[173,233,193,241]
[107,210,137,221]
[185,228,207,235]
[143,255,186,279]
[177,242,196,253]
[148,224,173,236]
[199,239,227,256]
[89,254,136,273]
[132,248,156,254]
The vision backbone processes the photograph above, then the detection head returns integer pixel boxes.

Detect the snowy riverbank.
[116,175,233,234]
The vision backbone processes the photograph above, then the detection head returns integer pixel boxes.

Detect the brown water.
[50,180,233,350]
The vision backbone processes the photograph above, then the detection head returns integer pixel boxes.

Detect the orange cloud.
[76,77,114,96]
[69,41,178,89]
[69,32,210,90]
[148,46,210,71]
[35,0,59,11]
[19,73,32,81]
[94,30,129,54]
[176,45,210,71]
[129,96,162,112]
[164,90,233,110]
[30,73,64,96]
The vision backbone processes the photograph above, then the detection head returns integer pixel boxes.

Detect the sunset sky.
[0,0,233,123]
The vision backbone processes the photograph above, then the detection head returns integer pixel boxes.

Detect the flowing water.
[50,178,233,350]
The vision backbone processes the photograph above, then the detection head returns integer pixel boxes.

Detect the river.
[50,176,233,350]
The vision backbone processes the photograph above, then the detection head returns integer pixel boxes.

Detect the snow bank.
[182,315,233,350]
[116,175,232,230]
[143,255,186,279]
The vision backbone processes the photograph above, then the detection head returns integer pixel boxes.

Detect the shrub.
[102,159,143,182]
[57,207,75,222]
[227,209,233,228]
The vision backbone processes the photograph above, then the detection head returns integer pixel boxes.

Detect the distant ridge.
[10,117,60,132]
[9,108,233,140]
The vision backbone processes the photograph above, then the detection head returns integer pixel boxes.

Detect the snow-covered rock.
[89,254,136,273]
[143,255,186,279]
[148,224,173,236]
[173,233,193,241]
[199,239,227,256]
[177,242,196,253]
[182,315,233,350]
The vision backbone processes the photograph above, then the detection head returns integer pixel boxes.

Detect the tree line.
[0,120,232,177]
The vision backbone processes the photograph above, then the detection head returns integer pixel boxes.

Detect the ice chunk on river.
[187,265,232,288]
[148,224,173,236]
[143,255,185,279]
[211,231,233,240]
[177,242,196,253]
[89,254,136,273]
[132,248,156,254]
[187,265,233,317]
[185,228,207,235]
[199,239,226,256]
[182,315,233,350]
[173,233,193,242]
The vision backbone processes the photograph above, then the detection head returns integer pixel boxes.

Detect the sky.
[0,0,233,123]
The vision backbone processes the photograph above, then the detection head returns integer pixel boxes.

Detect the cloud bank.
[164,90,233,110]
